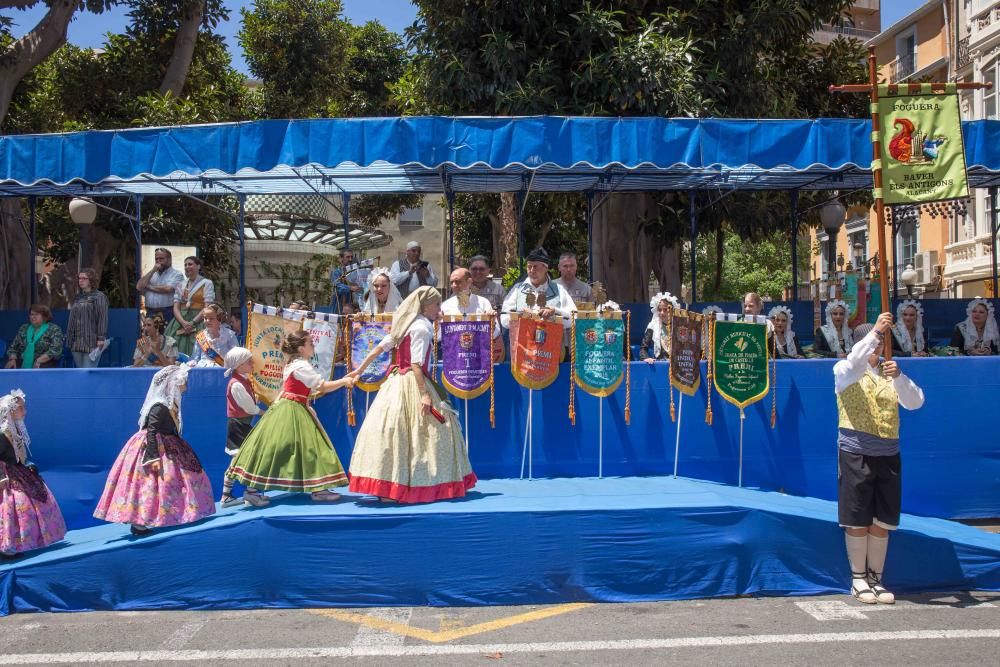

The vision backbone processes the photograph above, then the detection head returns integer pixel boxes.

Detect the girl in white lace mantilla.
[640,291,680,361]
[891,299,929,357]
[949,297,999,355]
[814,300,853,358]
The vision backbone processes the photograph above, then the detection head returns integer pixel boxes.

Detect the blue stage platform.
[2,477,998,616]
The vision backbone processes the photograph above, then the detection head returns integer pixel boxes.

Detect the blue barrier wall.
[1,357,997,530]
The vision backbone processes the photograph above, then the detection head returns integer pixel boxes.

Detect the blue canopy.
[1,116,999,197]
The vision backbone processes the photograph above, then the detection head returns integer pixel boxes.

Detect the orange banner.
[510,316,563,390]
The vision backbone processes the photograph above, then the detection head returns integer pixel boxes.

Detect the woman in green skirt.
[226,330,355,502]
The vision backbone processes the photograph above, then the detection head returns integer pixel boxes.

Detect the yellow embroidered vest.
[836,369,899,439]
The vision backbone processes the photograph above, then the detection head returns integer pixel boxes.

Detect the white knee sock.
[845,533,868,578]
[867,533,889,578]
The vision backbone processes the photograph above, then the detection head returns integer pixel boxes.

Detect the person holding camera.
[390,241,438,299]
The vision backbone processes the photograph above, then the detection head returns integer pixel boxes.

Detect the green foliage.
[332,20,408,117]
[252,253,337,307]
[694,228,809,301]
[239,0,349,118]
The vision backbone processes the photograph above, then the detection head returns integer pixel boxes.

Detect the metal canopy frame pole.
[991,186,999,308]
[516,190,526,276]
[28,196,37,303]
[585,191,594,282]
[447,189,456,273]
[238,194,247,334]
[790,190,799,302]
[688,190,697,303]
[133,195,143,310]
[341,192,351,250]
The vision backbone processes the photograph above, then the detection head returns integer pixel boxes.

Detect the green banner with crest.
[712,320,769,409]
[878,87,968,205]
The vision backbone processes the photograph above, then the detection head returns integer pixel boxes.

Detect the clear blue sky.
[7,0,929,76]
[6,0,419,75]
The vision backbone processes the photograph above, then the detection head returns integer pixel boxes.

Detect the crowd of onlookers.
[3,243,999,370]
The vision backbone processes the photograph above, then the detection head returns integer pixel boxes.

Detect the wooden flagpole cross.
[830,46,989,359]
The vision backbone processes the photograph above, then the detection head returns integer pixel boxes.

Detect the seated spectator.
[5,305,63,369]
[640,292,680,362]
[190,304,238,367]
[949,297,999,356]
[891,299,929,357]
[131,314,179,368]
[813,300,853,358]
[362,268,403,315]
[767,306,803,359]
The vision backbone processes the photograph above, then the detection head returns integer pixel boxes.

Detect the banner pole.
[598,396,604,479]
[738,407,745,488]
[464,397,470,453]
[673,394,683,478]
[529,388,534,480]
[520,388,532,480]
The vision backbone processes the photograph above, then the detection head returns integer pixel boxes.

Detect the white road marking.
[350,608,413,648]
[0,629,997,663]
[159,622,205,650]
[797,596,998,621]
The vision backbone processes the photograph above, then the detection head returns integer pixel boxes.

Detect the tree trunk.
[39,224,122,308]
[0,199,31,309]
[592,193,681,303]
[158,1,205,98]
[495,192,518,273]
[0,0,77,127]
[713,226,725,298]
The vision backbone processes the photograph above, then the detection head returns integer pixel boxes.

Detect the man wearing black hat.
[500,248,576,330]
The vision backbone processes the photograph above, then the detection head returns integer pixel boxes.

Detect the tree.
[399,0,869,299]
[1,1,247,308]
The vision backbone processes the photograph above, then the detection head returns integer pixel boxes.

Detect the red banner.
[509,316,563,390]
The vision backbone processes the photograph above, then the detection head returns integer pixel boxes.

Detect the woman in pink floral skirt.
[94,365,215,536]
[0,389,66,560]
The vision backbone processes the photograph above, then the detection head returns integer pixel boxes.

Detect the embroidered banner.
[303,316,339,381]
[247,304,303,404]
[878,87,968,205]
[351,318,392,392]
[712,318,769,409]
[572,313,623,397]
[669,309,702,396]
[510,316,563,390]
[440,316,493,399]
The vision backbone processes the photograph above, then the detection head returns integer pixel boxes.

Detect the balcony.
[889,53,916,82]
[971,3,1000,47]
[944,234,996,284]
[958,36,971,69]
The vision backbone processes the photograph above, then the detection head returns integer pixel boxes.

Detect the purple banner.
[440,319,492,399]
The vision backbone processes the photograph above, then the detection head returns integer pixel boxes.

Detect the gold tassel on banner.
[345,314,356,427]
[568,313,577,425]
[705,316,714,426]
[770,344,777,429]
[489,316,496,429]
[624,309,631,425]
[667,305,675,422]
[431,319,439,383]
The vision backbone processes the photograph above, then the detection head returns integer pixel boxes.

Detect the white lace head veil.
[138,365,190,434]
[767,305,796,354]
[959,297,1000,352]
[0,389,29,463]
[894,299,925,353]
[365,267,402,314]
[646,292,680,357]
[825,299,852,340]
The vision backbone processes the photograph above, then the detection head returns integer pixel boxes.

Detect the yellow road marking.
[311,602,592,643]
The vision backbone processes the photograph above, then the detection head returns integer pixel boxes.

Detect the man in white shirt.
[500,248,576,330]
[553,252,592,305]
[390,241,438,299]
[136,248,183,321]
[469,255,505,312]
[442,268,503,360]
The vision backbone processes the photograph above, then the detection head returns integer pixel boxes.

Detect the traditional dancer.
[219,347,269,508]
[639,291,680,362]
[94,365,216,536]
[0,390,66,559]
[226,331,353,501]
[349,286,477,503]
[834,314,924,604]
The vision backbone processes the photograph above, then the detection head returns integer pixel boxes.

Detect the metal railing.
[890,53,916,83]
[818,23,878,40]
[958,36,971,69]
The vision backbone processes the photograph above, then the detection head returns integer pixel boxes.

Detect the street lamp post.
[69,197,97,269]
[820,198,846,281]
[901,263,918,298]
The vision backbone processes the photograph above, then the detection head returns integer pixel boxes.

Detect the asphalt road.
[1,591,997,665]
